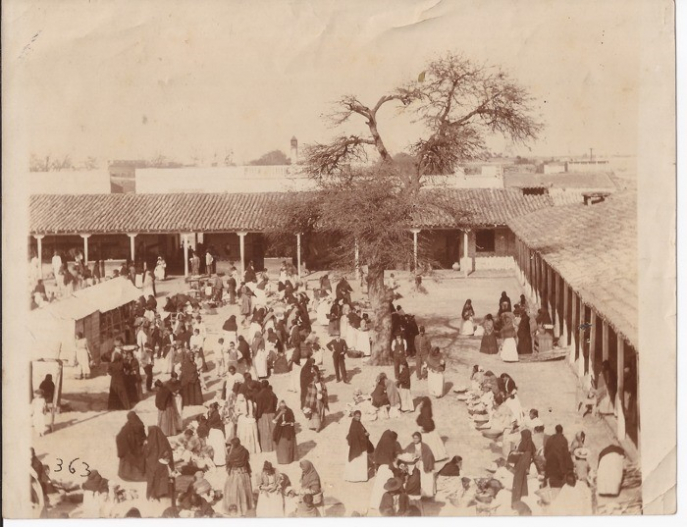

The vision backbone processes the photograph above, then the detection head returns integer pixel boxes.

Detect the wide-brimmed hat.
[384,478,402,492]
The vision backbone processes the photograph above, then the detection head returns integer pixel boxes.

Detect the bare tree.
[275,52,542,364]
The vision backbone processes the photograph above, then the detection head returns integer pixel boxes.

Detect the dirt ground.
[33,270,641,517]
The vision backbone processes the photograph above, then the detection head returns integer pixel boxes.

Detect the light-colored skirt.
[208,428,227,467]
[422,429,448,462]
[174,394,183,429]
[257,413,276,452]
[237,416,261,455]
[223,468,253,516]
[290,362,303,393]
[254,350,269,379]
[316,303,330,326]
[399,388,414,412]
[358,330,371,356]
[461,318,475,336]
[419,462,436,498]
[340,317,350,345]
[344,452,368,482]
[428,370,444,397]
[256,490,284,518]
[369,464,394,511]
[500,338,519,362]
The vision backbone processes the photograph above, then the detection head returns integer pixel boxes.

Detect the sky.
[4,0,670,165]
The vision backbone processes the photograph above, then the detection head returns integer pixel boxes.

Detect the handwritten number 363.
[52,458,91,477]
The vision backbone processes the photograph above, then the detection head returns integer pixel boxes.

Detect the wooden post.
[616,338,626,439]
[570,292,579,365]
[296,233,302,280]
[354,239,360,281]
[237,231,247,278]
[183,234,190,277]
[411,229,420,271]
[602,321,609,361]
[127,233,137,262]
[35,235,44,279]
[563,282,570,346]
[589,310,597,375]
[81,234,91,266]
[462,229,470,278]
[577,296,586,377]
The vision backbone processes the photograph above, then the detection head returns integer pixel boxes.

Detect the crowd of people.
[30,265,626,519]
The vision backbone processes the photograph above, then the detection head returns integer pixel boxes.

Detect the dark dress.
[108,360,131,410]
[480,318,499,355]
[116,412,147,482]
[144,426,175,500]
[517,313,533,355]
[273,408,297,464]
[180,358,204,406]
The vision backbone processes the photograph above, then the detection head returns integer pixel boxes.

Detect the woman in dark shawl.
[480,314,499,355]
[437,455,463,477]
[237,336,252,372]
[374,430,402,469]
[517,312,533,355]
[39,375,55,405]
[328,300,342,337]
[404,432,436,498]
[154,380,179,436]
[223,437,254,516]
[304,369,329,432]
[299,460,323,509]
[344,410,373,482]
[544,424,574,488]
[371,373,390,410]
[255,381,278,452]
[179,353,204,406]
[299,356,315,409]
[498,291,512,315]
[116,411,147,482]
[511,429,537,504]
[273,400,297,464]
[107,353,131,410]
[144,425,175,500]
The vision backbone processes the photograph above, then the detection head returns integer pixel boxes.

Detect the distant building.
[108,160,147,194]
[566,159,610,172]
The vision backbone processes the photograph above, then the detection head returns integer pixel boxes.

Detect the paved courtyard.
[34,269,639,517]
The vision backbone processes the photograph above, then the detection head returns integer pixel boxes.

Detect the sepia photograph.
[2,0,678,521]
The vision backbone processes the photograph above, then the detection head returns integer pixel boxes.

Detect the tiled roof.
[415,188,582,228]
[504,171,618,190]
[29,193,289,234]
[508,193,637,349]
[29,189,581,235]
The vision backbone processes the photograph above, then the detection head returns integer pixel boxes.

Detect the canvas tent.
[27,277,141,364]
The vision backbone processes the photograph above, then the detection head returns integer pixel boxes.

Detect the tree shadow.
[328,394,339,404]
[324,410,345,429]
[443,381,454,396]
[297,439,317,459]
[324,499,346,517]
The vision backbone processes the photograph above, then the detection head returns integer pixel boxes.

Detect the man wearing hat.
[379,478,409,517]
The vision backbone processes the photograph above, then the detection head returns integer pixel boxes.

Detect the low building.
[508,192,639,447]
[28,188,582,278]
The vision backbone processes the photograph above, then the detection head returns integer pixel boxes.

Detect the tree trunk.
[367,265,393,365]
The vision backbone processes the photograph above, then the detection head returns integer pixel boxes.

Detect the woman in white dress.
[255,461,284,518]
[403,432,436,498]
[316,297,332,327]
[425,347,446,398]
[75,332,92,379]
[252,331,269,379]
[358,316,372,357]
[344,411,372,482]
[416,397,448,461]
[235,394,261,455]
[460,299,475,336]
[499,312,519,363]
[154,257,166,281]
[339,304,351,345]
